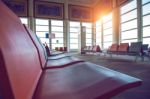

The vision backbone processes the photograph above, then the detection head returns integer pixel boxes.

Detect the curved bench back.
[118,43,129,52]
[129,42,142,53]
[108,44,118,52]
[0,1,42,99]
[24,25,47,69]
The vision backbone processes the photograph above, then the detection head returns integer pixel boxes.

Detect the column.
[63,0,69,51]
[112,0,120,44]
[28,0,35,32]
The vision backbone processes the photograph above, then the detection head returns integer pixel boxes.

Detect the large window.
[96,19,102,46]
[51,20,64,49]
[35,19,49,46]
[82,22,92,46]
[102,13,113,49]
[69,21,80,50]
[142,0,150,45]
[120,0,137,44]
[35,19,64,49]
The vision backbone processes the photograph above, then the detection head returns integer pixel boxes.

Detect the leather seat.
[34,62,142,99]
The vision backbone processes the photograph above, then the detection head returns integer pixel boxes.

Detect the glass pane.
[36,19,49,25]
[70,39,78,43]
[54,33,63,38]
[96,19,101,26]
[51,20,63,26]
[121,29,137,40]
[36,26,49,31]
[103,35,112,42]
[121,19,137,31]
[70,28,80,32]
[143,26,150,37]
[86,39,92,43]
[51,26,63,32]
[121,10,137,23]
[40,38,49,44]
[103,21,112,29]
[86,33,92,38]
[143,37,150,45]
[52,38,63,43]
[120,0,137,15]
[70,44,78,49]
[143,15,150,26]
[103,13,112,23]
[96,38,101,43]
[142,3,150,15]
[103,42,112,49]
[96,32,101,37]
[103,28,113,35]
[82,22,92,28]
[96,26,101,32]
[70,33,78,38]
[70,21,80,27]
[142,0,150,4]
[52,44,64,49]
[121,39,137,45]
[86,43,92,46]
[36,32,47,38]
[85,28,92,33]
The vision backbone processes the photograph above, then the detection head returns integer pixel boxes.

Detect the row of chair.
[55,47,67,52]
[81,45,102,54]
[0,1,142,99]
[107,42,150,61]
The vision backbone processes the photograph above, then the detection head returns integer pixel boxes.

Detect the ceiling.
[39,0,101,7]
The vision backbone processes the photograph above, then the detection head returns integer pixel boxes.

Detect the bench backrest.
[0,1,42,99]
[108,44,118,52]
[92,45,101,52]
[142,44,149,51]
[118,43,129,52]
[129,42,142,53]
[24,25,47,69]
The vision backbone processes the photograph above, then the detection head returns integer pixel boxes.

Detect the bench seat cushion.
[34,62,142,99]
[45,57,84,69]
[49,51,64,56]
[48,54,70,60]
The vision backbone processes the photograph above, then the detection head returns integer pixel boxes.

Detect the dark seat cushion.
[129,42,142,53]
[34,62,142,99]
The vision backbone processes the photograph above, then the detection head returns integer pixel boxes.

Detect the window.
[120,0,137,44]
[69,21,80,50]
[96,19,102,46]
[82,22,92,46]
[51,20,64,49]
[35,19,49,46]
[142,0,150,45]
[102,13,113,49]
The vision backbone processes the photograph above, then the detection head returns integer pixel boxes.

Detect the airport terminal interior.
[0,0,150,99]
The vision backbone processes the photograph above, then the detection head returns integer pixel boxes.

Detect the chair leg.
[134,55,138,62]
[141,55,144,62]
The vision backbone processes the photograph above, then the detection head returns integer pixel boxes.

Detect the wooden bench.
[0,1,142,99]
